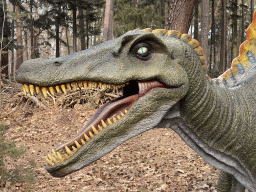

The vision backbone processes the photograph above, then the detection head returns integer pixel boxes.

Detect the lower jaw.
[55,94,139,151]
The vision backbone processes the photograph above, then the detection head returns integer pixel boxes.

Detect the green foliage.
[114,0,165,37]
[0,123,36,190]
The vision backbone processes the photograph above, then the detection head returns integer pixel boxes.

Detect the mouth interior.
[22,79,171,166]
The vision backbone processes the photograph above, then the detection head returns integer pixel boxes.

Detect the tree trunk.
[10,3,15,77]
[56,22,60,57]
[55,4,61,58]
[210,0,215,76]
[78,6,86,50]
[220,0,227,73]
[232,0,238,60]
[103,0,114,41]
[241,0,244,44]
[165,0,196,33]
[251,0,254,22]
[24,31,28,60]
[30,0,35,59]
[72,2,77,52]
[65,25,70,55]
[16,0,23,74]
[201,0,209,72]
[194,0,199,40]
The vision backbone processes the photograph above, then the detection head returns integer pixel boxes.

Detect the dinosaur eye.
[132,42,152,60]
[137,47,148,54]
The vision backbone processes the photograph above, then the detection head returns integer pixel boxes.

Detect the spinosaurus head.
[16,29,205,177]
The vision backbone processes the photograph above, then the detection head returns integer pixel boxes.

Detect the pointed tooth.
[113,117,117,122]
[117,115,121,120]
[81,139,86,145]
[66,83,72,90]
[107,84,111,89]
[94,82,98,88]
[48,154,53,160]
[23,84,29,95]
[89,81,92,89]
[72,82,77,90]
[72,146,77,152]
[52,156,58,164]
[46,157,52,166]
[48,86,55,96]
[55,85,61,93]
[92,125,98,134]
[52,149,58,158]
[107,118,112,125]
[83,81,88,90]
[98,82,102,89]
[113,85,117,89]
[89,131,94,137]
[29,84,34,95]
[35,86,40,94]
[64,153,69,159]
[60,84,66,94]
[41,87,48,99]
[65,146,73,156]
[57,152,64,162]
[121,112,125,117]
[117,85,122,89]
[98,125,102,131]
[101,120,107,128]
[84,133,90,141]
[103,83,107,89]
[124,110,128,114]
[75,140,81,148]
[77,81,83,88]
[22,85,27,95]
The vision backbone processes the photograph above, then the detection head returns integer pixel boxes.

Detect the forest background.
[0,0,255,81]
[0,0,255,190]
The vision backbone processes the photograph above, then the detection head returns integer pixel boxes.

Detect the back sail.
[212,10,256,88]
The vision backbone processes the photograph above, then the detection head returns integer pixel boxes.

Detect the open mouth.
[21,79,174,167]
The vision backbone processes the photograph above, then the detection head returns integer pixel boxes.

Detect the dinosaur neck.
[180,61,241,151]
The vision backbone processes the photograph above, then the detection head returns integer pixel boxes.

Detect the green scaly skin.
[16,29,256,191]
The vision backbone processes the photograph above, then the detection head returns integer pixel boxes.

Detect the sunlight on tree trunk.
[103,0,114,41]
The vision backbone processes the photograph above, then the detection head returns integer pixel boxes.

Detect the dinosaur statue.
[15,10,256,192]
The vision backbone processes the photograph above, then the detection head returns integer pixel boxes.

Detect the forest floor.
[0,82,219,192]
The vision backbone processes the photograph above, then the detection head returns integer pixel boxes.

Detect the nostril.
[54,61,62,66]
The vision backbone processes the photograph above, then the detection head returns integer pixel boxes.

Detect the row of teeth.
[22,81,129,99]
[45,109,128,166]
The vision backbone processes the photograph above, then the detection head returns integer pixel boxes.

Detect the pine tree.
[114,0,165,37]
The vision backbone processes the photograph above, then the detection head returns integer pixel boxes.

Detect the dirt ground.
[0,83,219,192]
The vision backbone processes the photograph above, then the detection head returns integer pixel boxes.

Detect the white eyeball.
[137,47,148,54]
